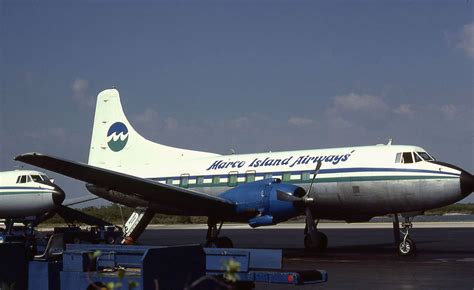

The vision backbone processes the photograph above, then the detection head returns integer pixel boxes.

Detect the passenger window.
[245,171,256,183]
[402,152,413,164]
[228,171,238,187]
[180,174,189,188]
[282,172,291,182]
[264,173,272,179]
[166,178,174,185]
[196,176,204,185]
[395,153,402,163]
[302,172,310,181]
[212,176,220,184]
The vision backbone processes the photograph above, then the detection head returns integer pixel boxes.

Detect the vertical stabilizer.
[88,89,218,175]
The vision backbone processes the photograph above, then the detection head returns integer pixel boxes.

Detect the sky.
[1,0,473,204]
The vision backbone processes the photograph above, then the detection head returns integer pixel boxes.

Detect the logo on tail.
[107,122,129,152]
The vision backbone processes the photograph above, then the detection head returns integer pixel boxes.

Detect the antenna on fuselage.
[387,138,393,145]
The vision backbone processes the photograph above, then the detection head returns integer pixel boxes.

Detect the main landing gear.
[303,218,328,252]
[205,219,233,248]
[393,214,416,256]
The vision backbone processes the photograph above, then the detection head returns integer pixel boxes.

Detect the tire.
[217,236,234,248]
[304,232,328,252]
[398,238,416,256]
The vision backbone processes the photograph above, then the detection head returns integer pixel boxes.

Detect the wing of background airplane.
[15,153,236,217]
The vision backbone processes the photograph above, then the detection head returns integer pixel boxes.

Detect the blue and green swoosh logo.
[107,122,129,152]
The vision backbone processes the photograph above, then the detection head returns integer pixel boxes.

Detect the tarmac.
[139,222,474,290]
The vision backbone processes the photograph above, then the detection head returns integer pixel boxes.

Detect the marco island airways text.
[206,153,352,171]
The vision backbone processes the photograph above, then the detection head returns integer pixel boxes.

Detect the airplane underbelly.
[311,178,460,217]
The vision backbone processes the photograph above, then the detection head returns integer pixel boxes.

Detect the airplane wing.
[15,153,236,217]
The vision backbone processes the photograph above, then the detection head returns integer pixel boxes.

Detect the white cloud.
[457,22,474,59]
[24,127,66,140]
[164,117,178,130]
[71,78,94,108]
[229,116,252,128]
[288,117,315,127]
[134,108,160,125]
[439,104,460,120]
[393,104,415,116]
[330,93,389,113]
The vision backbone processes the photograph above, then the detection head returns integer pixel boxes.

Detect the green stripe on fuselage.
[187,175,457,188]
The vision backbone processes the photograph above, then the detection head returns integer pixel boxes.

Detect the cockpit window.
[395,153,402,163]
[31,175,42,182]
[402,152,413,164]
[417,152,434,161]
[413,153,422,163]
[41,175,50,182]
[20,175,27,183]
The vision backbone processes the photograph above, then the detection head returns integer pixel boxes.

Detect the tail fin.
[88,88,219,174]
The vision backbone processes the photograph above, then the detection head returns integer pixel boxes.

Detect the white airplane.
[0,170,65,219]
[16,88,474,255]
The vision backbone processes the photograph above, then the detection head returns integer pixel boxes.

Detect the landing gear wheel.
[398,238,416,256]
[216,236,233,248]
[206,237,234,248]
[304,232,328,252]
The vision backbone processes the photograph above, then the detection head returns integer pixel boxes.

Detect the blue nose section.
[460,172,474,196]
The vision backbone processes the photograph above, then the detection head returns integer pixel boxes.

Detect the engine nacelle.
[218,179,305,227]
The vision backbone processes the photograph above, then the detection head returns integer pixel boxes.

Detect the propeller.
[276,160,322,206]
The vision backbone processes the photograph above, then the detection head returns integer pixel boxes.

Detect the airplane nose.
[460,171,474,196]
[52,185,66,205]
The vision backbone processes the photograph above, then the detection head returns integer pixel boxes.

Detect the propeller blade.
[306,160,322,200]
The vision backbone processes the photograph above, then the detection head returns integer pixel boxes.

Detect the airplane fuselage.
[128,144,468,221]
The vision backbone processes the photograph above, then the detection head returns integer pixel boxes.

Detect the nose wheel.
[395,216,416,256]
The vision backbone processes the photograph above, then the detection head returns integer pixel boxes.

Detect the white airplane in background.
[0,170,65,219]
[16,88,474,256]
[0,170,101,233]
[0,170,65,232]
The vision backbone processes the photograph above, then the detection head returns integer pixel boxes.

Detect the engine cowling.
[218,178,306,227]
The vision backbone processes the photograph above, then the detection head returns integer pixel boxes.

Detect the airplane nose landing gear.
[396,216,416,256]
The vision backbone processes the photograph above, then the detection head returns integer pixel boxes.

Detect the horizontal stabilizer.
[15,153,236,217]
